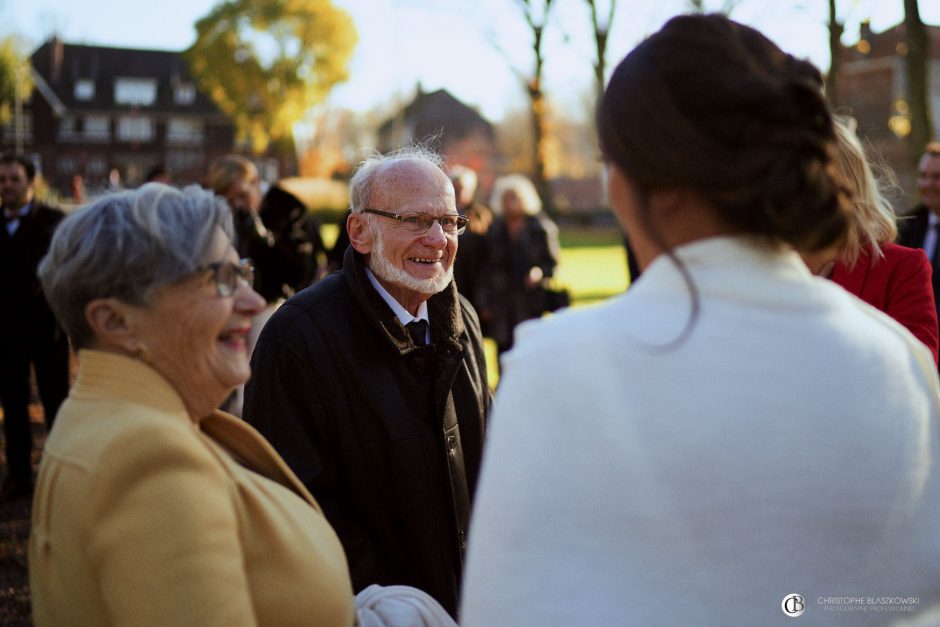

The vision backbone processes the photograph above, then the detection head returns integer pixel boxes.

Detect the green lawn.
[556,244,630,306]
[486,226,630,385]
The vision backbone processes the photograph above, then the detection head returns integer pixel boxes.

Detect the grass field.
[487,225,630,385]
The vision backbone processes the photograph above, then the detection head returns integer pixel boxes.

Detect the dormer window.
[174,82,196,105]
[74,79,95,101]
[114,78,157,107]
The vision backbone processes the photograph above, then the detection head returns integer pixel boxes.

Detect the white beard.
[369,230,453,297]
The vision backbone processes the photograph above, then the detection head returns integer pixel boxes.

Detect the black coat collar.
[341,246,466,356]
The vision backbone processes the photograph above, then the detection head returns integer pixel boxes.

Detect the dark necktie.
[406,319,428,346]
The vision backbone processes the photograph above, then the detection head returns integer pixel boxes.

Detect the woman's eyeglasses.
[363,209,469,235]
[203,258,255,297]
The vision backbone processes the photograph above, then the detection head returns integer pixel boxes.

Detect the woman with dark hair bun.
[461,14,940,626]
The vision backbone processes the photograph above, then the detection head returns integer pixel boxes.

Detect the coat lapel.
[200,410,323,512]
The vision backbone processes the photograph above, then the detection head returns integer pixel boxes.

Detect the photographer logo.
[783,593,806,618]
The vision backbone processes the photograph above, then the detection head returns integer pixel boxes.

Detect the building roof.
[29,38,223,115]
[841,21,940,64]
[379,88,494,143]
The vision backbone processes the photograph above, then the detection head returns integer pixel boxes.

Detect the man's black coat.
[0,202,65,339]
[243,246,490,617]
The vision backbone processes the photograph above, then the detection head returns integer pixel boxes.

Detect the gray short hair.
[39,183,233,349]
[490,174,542,216]
[348,146,444,213]
[448,164,478,195]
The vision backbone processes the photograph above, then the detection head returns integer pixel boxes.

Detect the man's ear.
[347,211,374,254]
[84,298,137,353]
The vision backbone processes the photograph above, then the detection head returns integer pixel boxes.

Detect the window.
[74,79,95,101]
[114,78,157,107]
[167,117,204,145]
[167,148,204,173]
[57,156,78,176]
[83,115,110,142]
[87,157,107,176]
[117,115,154,142]
[57,116,78,141]
[174,82,196,105]
[1,116,32,143]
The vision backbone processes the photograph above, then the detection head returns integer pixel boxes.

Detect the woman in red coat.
[802,117,939,362]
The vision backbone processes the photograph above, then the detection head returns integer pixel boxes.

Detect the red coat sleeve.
[882,245,939,364]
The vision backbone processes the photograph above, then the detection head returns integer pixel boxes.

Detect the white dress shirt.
[4,202,31,237]
[365,268,430,344]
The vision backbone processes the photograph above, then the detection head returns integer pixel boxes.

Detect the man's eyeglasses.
[362,209,469,235]
[202,258,255,297]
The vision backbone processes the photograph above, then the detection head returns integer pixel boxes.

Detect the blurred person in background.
[801,116,938,362]
[145,163,172,185]
[259,184,330,290]
[476,173,563,359]
[208,155,279,304]
[0,152,70,503]
[461,14,940,626]
[208,155,290,415]
[70,174,86,203]
[448,164,492,312]
[898,141,940,362]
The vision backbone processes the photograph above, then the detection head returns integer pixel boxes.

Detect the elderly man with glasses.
[243,147,490,619]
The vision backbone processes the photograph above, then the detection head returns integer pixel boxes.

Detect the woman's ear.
[84,298,137,353]
[648,188,685,215]
[347,212,374,254]
[649,187,731,245]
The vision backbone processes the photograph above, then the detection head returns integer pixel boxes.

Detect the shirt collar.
[3,201,31,222]
[365,267,430,327]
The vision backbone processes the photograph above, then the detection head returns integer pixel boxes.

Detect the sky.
[1,0,938,122]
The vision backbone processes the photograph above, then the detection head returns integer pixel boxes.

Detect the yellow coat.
[29,350,355,626]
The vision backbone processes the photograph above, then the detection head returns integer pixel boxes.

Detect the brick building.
[834,21,940,204]
[2,38,236,196]
[378,87,499,201]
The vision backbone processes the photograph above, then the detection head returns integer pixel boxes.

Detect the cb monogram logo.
[782,593,806,618]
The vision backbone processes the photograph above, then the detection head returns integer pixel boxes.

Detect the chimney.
[859,20,872,45]
[51,36,64,83]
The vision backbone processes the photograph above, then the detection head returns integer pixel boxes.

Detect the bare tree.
[468,0,559,212]
[517,0,558,215]
[904,0,934,167]
[825,0,844,108]
[585,0,617,103]
[686,0,739,14]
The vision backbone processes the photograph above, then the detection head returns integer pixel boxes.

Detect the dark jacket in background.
[242,246,490,617]
[477,213,561,351]
[259,185,328,294]
[0,202,64,336]
[453,201,492,312]
[0,201,70,482]
[325,210,351,271]
[233,186,328,303]
[897,205,940,357]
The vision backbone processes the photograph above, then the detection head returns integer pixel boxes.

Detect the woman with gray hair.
[476,173,563,359]
[27,183,362,625]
